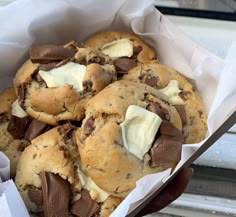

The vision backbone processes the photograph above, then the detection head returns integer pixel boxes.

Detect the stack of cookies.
[0,31,207,217]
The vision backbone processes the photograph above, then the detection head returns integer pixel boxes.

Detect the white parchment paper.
[0,0,235,216]
[0,152,29,217]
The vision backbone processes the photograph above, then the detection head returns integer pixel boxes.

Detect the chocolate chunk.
[25,119,51,141]
[174,105,187,126]
[30,45,75,64]
[84,117,95,136]
[179,91,191,100]
[132,46,142,59]
[58,124,74,144]
[114,58,137,75]
[0,113,9,123]
[87,56,105,65]
[18,84,27,109]
[28,186,43,207]
[143,74,158,87]
[150,121,183,167]
[160,121,183,141]
[150,135,182,167]
[71,190,100,217]
[40,172,71,217]
[146,102,169,120]
[39,62,58,71]
[83,80,93,92]
[7,116,31,139]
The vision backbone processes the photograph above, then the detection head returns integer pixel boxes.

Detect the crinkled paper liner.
[0,0,235,216]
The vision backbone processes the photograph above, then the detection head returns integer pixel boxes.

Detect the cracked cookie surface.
[85,31,157,76]
[14,42,116,125]
[77,80,183,198]
[123,63,208,143]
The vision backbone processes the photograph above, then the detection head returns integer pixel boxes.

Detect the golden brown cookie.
[77,80,183,198]
[15,124,121,217]
[14,42,116,125]
[123,63,208,143]
[85,31,157,76]
[0,88,52,177]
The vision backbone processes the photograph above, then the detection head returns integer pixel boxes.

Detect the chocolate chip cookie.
[0,88,52,177]
[84,31,157,76]
[123,63,208,143]
[15,124,121,217]
[76,80,183,198]
[14,41,116,125]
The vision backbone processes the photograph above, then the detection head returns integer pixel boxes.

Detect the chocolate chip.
[87,56,105,65]
[179,91,191,100]
[7,116,31,139]
[40,172,71,217]
[28,186,43,207]
[114,58,137,76]
[146,102,168,120]
[83,80,93,92]
[58,124,74,144]
[143,74,158,87]
[174,105,187,126]
[84,117,95,136]
[24,119,51,141]
[30,44,75,64]
[31,73,47,87]
[70,190,100,217]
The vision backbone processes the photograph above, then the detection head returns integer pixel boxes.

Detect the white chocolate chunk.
[39,62,86,92]
[159,80,184,105]
[11,99,27,118]
[77,164,109,202]
[101,39,133,58]
[120,105,162,160]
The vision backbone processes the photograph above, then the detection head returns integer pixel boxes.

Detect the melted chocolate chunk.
[84,117,95,136]
[150,121,183,168]
[7,116,31,139]
[146,102,169,120]
[25,120,51,141]
[150,136,182,167]
[160,121,183,140]
[38,62,58,71]
[114,58,137,76]
[40,172,71,217]
[30,44,75,64]
[174,105,187,126]
[28,186,43,207]
[71,190,100,217]
[143,74,158,87]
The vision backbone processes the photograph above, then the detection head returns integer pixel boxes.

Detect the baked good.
[15,124,121,217]
[0,87,52,177]
[77,80,183,198]
[123,63,207,143]
[14,41,116,125]
[85,31,157,76]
